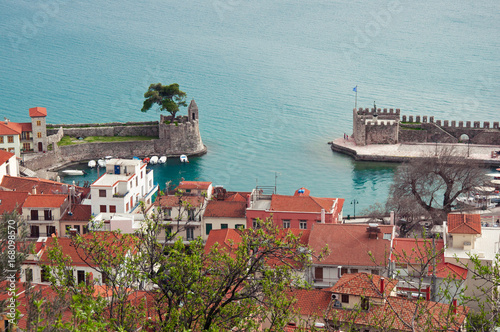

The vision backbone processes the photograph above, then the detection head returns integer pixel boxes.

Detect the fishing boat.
[180,155,189,163]
[97,159,106,167]
[150,156,159,164]
[143,157,150,164]
[88,160,96,168]
[159,156,167,164]
[62,170,86,176]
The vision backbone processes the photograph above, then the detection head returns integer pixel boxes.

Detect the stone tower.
[188,99,199,122]
[29,107,48,152]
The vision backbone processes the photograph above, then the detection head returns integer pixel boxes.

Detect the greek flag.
[353,86,357,92]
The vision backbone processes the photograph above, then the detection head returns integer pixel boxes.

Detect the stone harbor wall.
[47,121,159,138]
[353,108,500,145]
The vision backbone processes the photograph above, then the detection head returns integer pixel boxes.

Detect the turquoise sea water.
[1,0,499,215]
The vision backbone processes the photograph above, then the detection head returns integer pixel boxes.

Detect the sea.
[0,0,499,216]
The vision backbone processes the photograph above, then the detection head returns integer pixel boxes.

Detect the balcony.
[113,191,129,198]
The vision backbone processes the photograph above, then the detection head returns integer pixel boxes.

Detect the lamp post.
[351,199,359,219]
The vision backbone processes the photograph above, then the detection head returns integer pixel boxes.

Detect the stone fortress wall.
[353,108,500,146]
[24,100,206,171]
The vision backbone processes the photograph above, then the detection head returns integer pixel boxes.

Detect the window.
[350,268,358,274]
[73,225,80,234]
[341,294,349,303]
[44,209,52,221]
[25,268,33,282]
[383,233,392,240]
[186,189,191,193]
[30,210,39,221]
[371,270,379,275]
[8,136,13,143]
[361,297,370,310]
[41,267,49,282]
[77,270,85,285]
[109,205,116,213]
[299,220,307,229]
[66,225,72,233]
[8,148,14,153]
[186,228,194,241]
[395,262,408,269]
[37,132,42,138]
[100,205,107,213]
[65,270,74,286]
[102,272,109,285]
[126,203,129,211]
[136,177,138,186]
[46,226,55,237]
[141,171,143,179]
[221,224,228,229]
[0,137,3,143]
[37,120,41,126]
[23,142,30,150]
[83,225,89,234]
[252,219,259,228]
[206,223,212,235]
[30,225,39,238]
[235,224,245,229]
[99,189,106,197]
[341,267,348,276]
[283,220,290,229]
[315,267,323,281]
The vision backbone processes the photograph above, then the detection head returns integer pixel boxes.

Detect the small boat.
[143,157,150,164]
[159,156,167,164]
[88,160,96,168]
[150,156,159,164]
[180,155,189,163]
[133,156,140,160]
[62,170,86,176]
[97,159,106,168]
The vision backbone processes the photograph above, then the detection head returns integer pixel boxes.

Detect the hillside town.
[0,107,499,331]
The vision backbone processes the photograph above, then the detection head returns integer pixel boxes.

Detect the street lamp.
[351,199,359,219]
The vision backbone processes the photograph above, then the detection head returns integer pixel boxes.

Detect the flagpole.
[354,86,358,110]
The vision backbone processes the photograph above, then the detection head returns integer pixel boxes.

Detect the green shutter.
[206,223,212,235]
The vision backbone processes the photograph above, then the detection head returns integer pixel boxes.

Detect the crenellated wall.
[352,107,500,145]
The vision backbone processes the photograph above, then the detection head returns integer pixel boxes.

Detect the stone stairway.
[19,166,38,177]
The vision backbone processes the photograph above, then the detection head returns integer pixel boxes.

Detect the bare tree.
[389,146,488,226]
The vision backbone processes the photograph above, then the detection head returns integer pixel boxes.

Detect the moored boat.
[62,170,86,176]
[88,160,96,168]
[97,159,106,167]
[150,156,159,164]
[180,155,189,163]
[159,156,167,164]
[143,157,150,164]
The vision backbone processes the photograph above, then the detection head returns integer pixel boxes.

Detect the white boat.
[150,156,159,164]
[97,159,106,167]
[159,156,167,164]
[88,160,96,168]
[180,155,189,163]
[62,170,85,176]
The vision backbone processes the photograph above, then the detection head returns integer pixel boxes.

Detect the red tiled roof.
[29,106,47,117]
[177,181,212,190]
[0,149,15,164]
[326,273,398,298]
[447,214,481,234]
[289,288,332,316]
[204,200,246,218]
[0,175,90,198]
[270,194,340,213]
[0,122,21,135]
[23,194,67,208]
[328,295,468,332]
[434,262,468,280]
[60,204,92,222]
[0,191,29,214]
[294,187,311,196]
[155,195,205,208]
[225,192,249,202]
[309,223,393,266]
[391,238,444,264]
[20,122,32,132]
[204,228,242,255]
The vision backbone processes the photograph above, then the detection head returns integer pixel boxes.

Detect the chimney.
[390,211,395,225]
[321,209,325,223]
[380,277,385,295]
[32,186,37,195]
[452,299,457,314]
[4,117,8,125]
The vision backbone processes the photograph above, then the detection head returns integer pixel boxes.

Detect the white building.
[0,149,19,181]
[90,158,157,216]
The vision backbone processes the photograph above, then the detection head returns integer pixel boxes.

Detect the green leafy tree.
[141,83,187,119]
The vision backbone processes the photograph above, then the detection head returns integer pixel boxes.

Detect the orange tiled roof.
[23,194,67,208]
[204,228,242,255]
[204,200,246,218]
[309,223,393,266]
[29,106,47,117]
[20,122,32,132]
[0,175,90,198]
[0,149,15,164]
[289,288,332,316]
[270,194,339,213]
[225,192,249,202]
[0,191,29,214]
[433,262,468,280]
[0,122,21,135]
[391,238,444,264]
[447,214,481,234]
[177,181,212,190]
[60,204,92,222]
[326,272,398,298]
[155,195,205,208]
